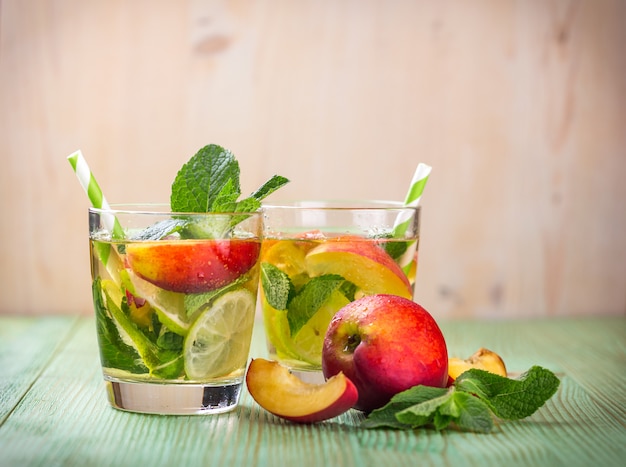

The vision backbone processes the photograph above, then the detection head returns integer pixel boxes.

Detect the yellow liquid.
[259,234,417,370]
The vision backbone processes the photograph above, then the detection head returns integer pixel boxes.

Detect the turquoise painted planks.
[0,316,81,424]
[0,316,624,467]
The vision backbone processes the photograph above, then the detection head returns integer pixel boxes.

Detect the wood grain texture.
[0,316,624,467]
[1,0,625,318]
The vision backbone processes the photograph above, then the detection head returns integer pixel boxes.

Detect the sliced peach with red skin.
[245,358,358,423]
[447,348,507,386]
[304,236,412,299]
[126,239,260,294]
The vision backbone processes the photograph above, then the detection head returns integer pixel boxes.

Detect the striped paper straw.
[67,150,125,239]
[393,163,432,237]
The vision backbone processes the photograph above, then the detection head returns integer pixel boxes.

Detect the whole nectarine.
[322,294,448,412]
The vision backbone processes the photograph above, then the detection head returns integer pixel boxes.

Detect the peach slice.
[448,347,507,383]
[126,239,260,294]
[304,238,412,299]
[245,358,358,423]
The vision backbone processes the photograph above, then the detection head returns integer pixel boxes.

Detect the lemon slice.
[262,240,308,277]
[291,290,350,365]
[184,288,255,380]
[125,270,189,336]
[260,296,301,361]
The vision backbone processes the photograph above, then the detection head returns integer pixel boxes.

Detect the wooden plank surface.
[0,316,624,466]
[1,0,625,319]
[0,316,80,424]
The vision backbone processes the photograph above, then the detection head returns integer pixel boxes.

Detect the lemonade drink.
[76,143,288,415]
[90,207,262,414]
[260,202,420,375]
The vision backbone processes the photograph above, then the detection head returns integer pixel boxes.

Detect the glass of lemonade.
[89,204,262,415]
[259,201,420,382]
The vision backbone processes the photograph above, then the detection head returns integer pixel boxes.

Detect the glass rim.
[261,199,421,212]
[88,203,263,216]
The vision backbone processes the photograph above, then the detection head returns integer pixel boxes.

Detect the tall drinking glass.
[259,201,420,382]
[89,204,262,414]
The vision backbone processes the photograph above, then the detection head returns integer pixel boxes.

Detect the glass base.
[104,378,242,415]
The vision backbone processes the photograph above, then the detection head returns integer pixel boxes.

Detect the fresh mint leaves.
[168,144,288,239]
[286,274,345,335]
[454,366,561,420]
[363,366,560,433]
[93,279,148,374]
[260,263,295,311]
[170,144,289,214]
[260,261,355,335]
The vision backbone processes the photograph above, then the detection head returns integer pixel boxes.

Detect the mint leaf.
[211,178,241,213]
[170,144,289,214]
[451,391,494,433]
[169,144,289,238]
[171,144,240,213]
[100,280,185,378]
[395,390,454,428]
[131,219,187,240]
[156,329,184,351]
[287,274,345,335]
[455,366,560,420]
[362,385,448,429]
[249,175,290,203]
[363,367,560,433]
[93,279,148,374]
[260,262,295,311]
[339,280,357,301]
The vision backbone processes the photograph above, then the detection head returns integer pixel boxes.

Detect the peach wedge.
[305,238,412,299]
[126,239,260,294]
[448,347,507,383]
[245,358,358,423]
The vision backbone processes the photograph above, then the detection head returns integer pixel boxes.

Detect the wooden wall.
[1,0,624,319]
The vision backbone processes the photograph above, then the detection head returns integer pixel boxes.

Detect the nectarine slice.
[305,239,412,299]
[448,348,507,382]
[126,239,260,294]
[245,358,358,423]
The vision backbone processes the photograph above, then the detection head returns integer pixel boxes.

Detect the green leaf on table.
[454,366,561,420]
[362,385,448,429]
[450,391,495,433]
[363,366,560,433]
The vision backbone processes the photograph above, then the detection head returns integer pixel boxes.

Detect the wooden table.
[1,315,624,466]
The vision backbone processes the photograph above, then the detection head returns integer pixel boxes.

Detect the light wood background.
[1,0,624,319]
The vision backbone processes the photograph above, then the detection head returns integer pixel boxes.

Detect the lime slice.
[126,270,189,336]
[184,288,255,380]
[291,290,350,365]
[100,279,161,370]
[260,296,301,361]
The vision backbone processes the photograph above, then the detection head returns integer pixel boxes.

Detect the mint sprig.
[260,263,295,311]
[363,366,560,433]
[168,144,288,239]
[286,274,346,335]
[171,144,289,214]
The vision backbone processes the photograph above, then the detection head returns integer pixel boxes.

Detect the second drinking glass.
[259,201,420,382]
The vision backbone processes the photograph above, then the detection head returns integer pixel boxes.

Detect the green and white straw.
[403,163,432,207]
[393,162,432,236]
[67,150,125,239]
